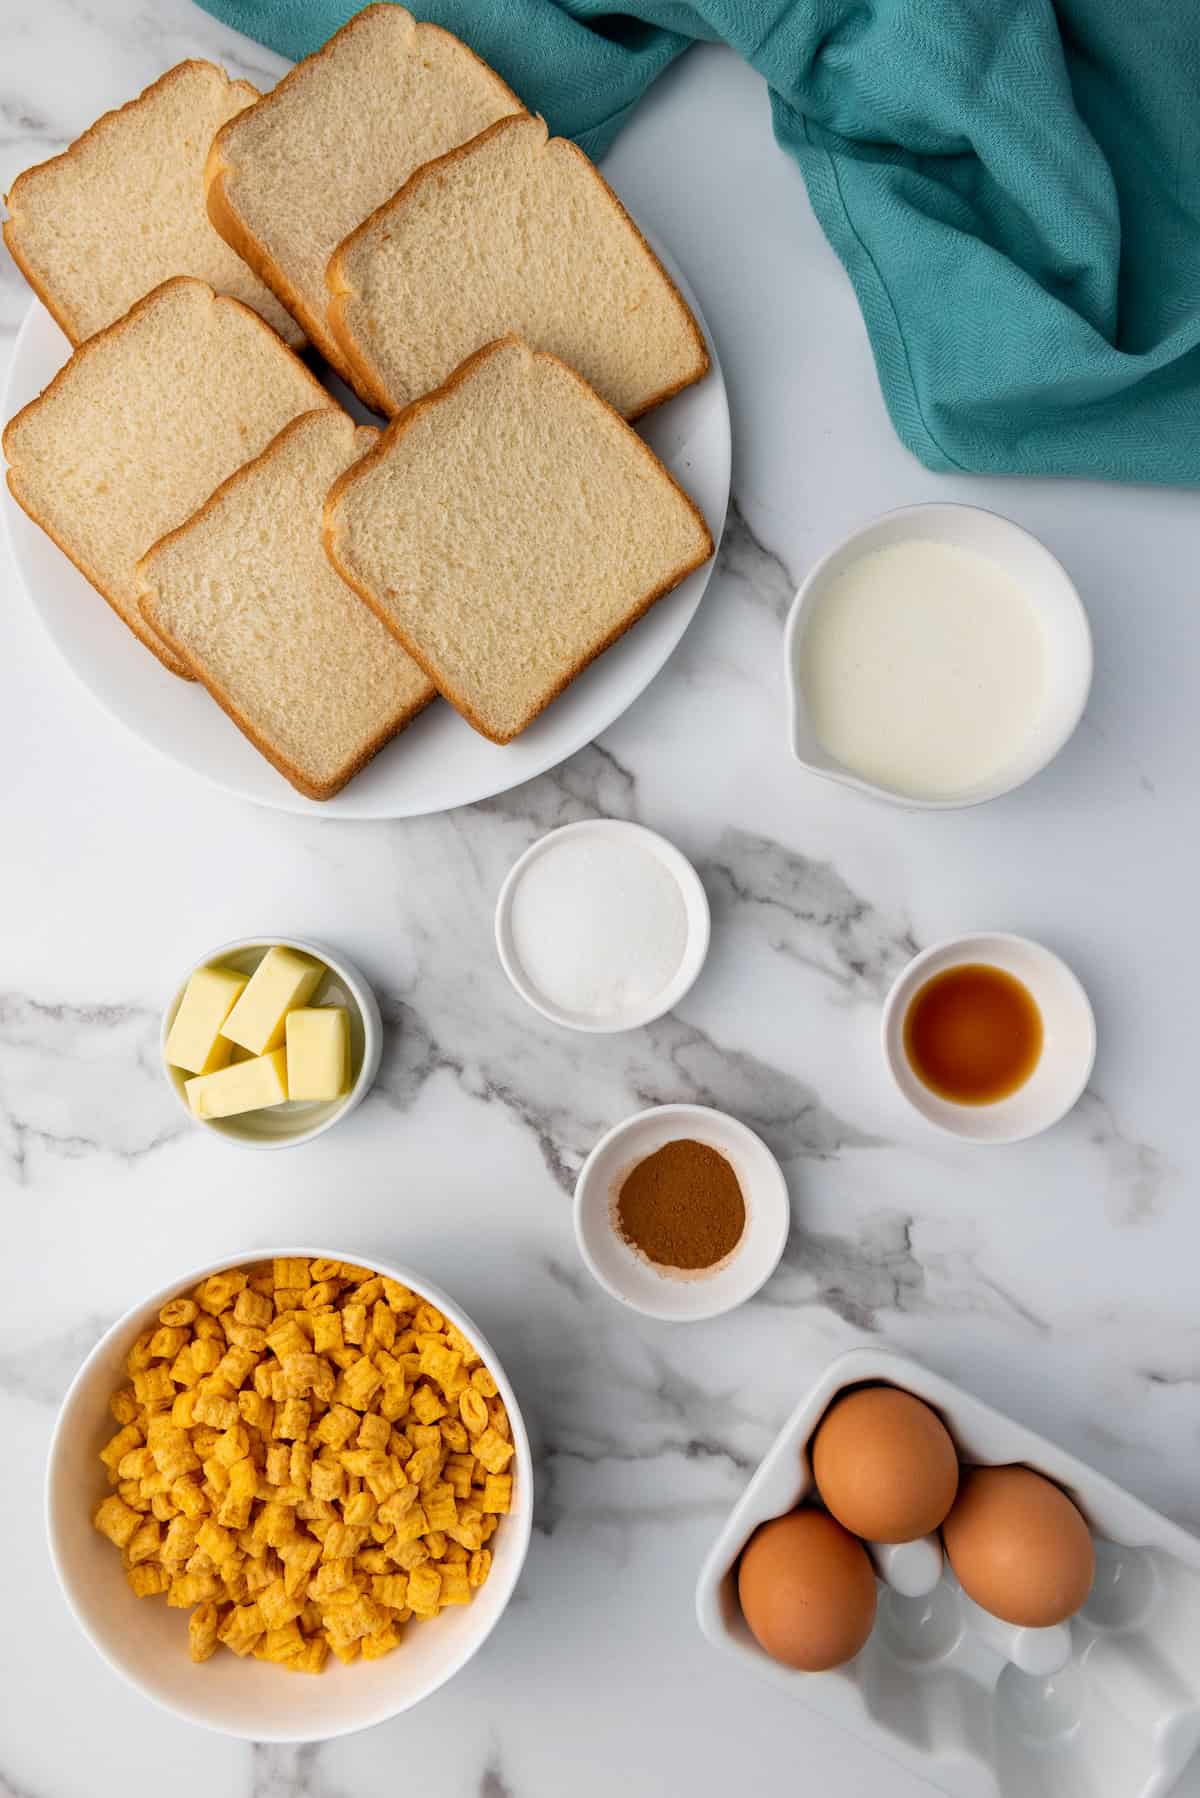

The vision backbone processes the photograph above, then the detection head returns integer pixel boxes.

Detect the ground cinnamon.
[614,1138,746,1271]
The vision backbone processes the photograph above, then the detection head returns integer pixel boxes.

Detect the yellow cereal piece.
[369,1301,396,1352]
[424,1485,458,1532]
[126,1561,170,1598]
[109,1386,139,1426]
[288,1636,330,1674]
[310,1459,345,1504]
[171,1389,199,1428]
[282,1352,328,1399]
[191,1338,222,1375]
[357,1411,390,1452]
[290,1441,313,1489]
[474,1428,515,1475]
[325,1634,360,1665]
[419,1340,462,1392]
[171,1476,206,1518]
[216,1345,258,1388]
[159,1297,199,1328]
[277,1399,311,1441]
[188,1601,221,1662]
[481,1476,513,1515]
[231,1286,272,1330]
[117,1445,154,1481]
[311,1311,344,1356]
[440,1419,469,1455]
[379,1381,410,1423]
[406,1564,442,1615]
[342,1358,383,1411]
[410,1383,448,1426]
[148,1324,188,1361]
[390,1538,429,1573]
[133,1366,176,1409]
[447,1506,484,1552]
[459,1389,489,1436]
[195,1518,237,1564]
[125,1518,161,1566]
[442,1455,474,1499]
[161,1515,200,1564]
[193,1392,237,1431]
[378,1278,414,1312]
[370,1572,409,1610]
[439,1563,471,1606]
[218,1602,265,1657]
[360,1625,400,1659]
[264,1621,305,1662]
[342,1491,378,1528]
[214,1423,249,1468]
[468,1549,492,1589]
[94,1495,142,1548]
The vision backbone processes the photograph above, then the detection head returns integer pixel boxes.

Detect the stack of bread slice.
[2,4,713,799]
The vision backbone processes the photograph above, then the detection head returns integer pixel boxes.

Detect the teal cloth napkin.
[197,0,1200,484]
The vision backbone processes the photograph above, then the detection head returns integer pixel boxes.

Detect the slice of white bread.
[2,61,302,349]
[323,336,714,745]
[138,410,434,799]
[3,277,335,676]
[205,3,523,386]
[327,113,709,419]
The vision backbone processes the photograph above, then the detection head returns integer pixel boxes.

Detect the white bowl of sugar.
[494,820,710,1033]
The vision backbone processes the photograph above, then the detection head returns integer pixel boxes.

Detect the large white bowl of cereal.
[46,1249,533,1740]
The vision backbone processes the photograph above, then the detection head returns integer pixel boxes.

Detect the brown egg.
[811,1386,959,1543]
[942,1465,1095,1627]
[737,1509,877,1671]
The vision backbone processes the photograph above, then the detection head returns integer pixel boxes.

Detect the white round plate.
[1,253,729,819]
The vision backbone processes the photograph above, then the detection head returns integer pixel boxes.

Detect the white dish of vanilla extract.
[495,820,710,1034]
[784,504,1092,810]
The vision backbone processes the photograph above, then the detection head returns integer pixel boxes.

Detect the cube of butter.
[165,965,248,1074]
[220,947,324,1055]
[184,1047,289,1120]
[285,1007,350,1101]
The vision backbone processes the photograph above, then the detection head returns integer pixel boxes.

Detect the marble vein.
[0,993,187,1183]
[1079,1089,1171,1225]
[704,829,919,999]
[712,495,797,618]
[0,1313,114,1406]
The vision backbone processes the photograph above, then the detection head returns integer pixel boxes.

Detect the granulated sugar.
[508,833,689,1022]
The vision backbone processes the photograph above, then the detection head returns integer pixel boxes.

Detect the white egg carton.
[695,1348,1200,1798]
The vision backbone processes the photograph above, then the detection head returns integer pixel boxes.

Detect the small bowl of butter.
[784,503,1092,809]
[161,936,382,1147]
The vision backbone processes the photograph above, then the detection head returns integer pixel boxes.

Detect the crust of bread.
[136,408,434,799]
[205,3,524,387]
[0,62,298,350]
[3,276,333,681]
[322,334,714,744]
[326,112,710,421]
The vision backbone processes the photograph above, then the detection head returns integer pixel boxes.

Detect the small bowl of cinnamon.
[572,1103,791,1321]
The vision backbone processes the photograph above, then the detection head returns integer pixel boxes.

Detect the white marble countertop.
[3,4,1199,1795]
